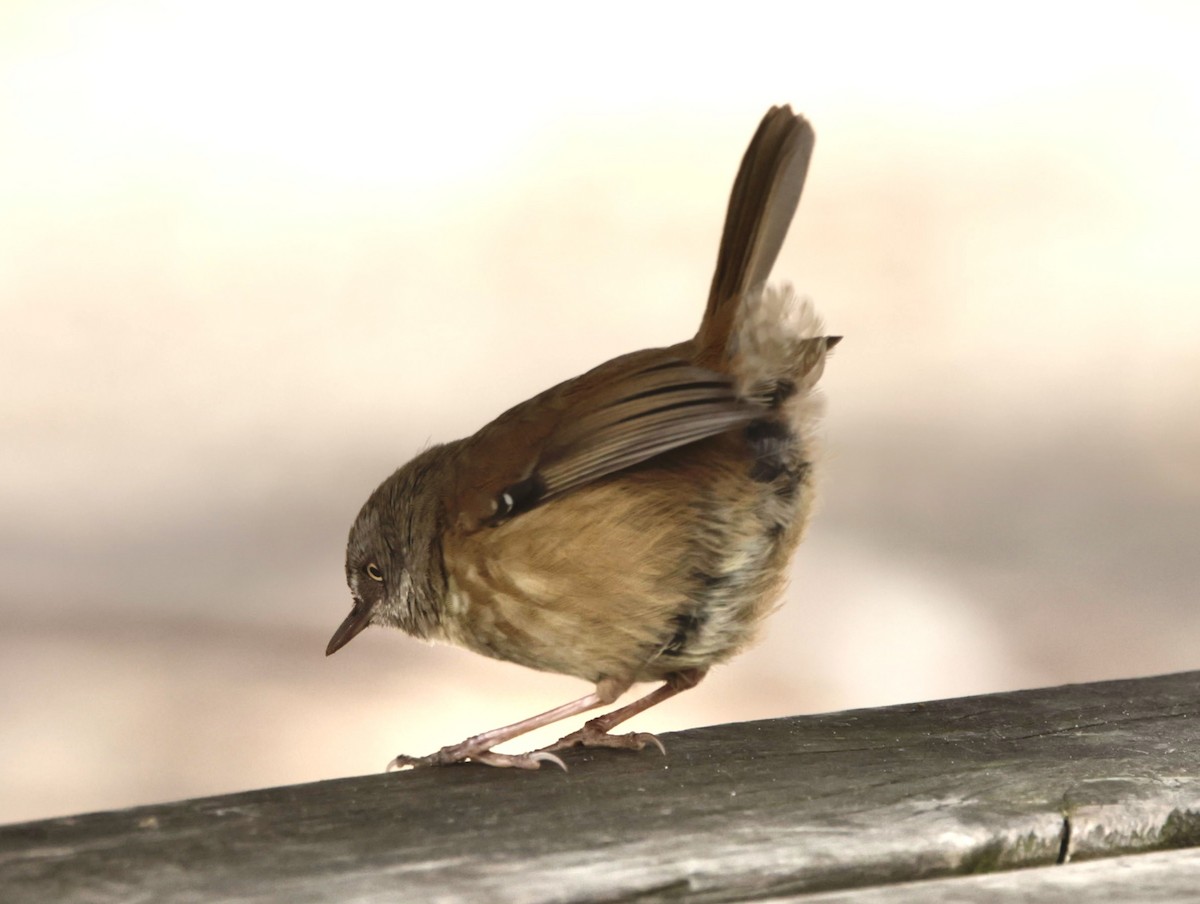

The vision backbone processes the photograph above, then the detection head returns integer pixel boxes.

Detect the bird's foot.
[542,722,667,756]
[386,745,566,772]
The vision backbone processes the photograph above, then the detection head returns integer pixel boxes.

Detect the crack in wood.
[996,709,1200,744]
[1056,815,1072,864]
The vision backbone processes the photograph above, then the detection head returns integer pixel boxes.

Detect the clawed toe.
[386,747,567,772]
[640,733,667,756]
[544,726,667,756]
[472,749,567,771]
[386,752,440,771]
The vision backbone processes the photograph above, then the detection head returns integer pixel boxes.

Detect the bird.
[326,104,838,770]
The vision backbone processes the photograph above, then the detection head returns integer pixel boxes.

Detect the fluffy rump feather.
[728,283,830,402]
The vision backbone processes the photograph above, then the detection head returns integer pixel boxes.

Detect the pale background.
[3,0,1198,825]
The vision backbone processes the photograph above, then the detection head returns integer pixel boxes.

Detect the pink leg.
[388,676,630,771]
[542,668,706,754]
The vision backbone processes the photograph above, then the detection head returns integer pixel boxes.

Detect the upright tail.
[694,105,816,368]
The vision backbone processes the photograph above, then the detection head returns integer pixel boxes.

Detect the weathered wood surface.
[791,847,1200,902]
[1,671,1198,903]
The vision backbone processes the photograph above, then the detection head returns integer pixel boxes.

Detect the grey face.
[327,501,393,655]
[328,448,452,655]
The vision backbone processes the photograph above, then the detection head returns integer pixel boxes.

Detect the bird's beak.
[326,604,372,656]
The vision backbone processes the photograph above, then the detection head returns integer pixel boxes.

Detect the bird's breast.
[436,438,814,685]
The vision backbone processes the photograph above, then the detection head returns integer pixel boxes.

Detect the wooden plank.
[1,671,1198,903]
[788,847,1200,902]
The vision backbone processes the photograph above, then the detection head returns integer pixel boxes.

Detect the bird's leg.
[540,668,706,755]
[388,676,630,771]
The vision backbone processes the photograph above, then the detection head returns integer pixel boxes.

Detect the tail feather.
[695,105,816,368]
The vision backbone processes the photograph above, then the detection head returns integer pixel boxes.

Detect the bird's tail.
[694,105,837,406]
[694,105,815,366]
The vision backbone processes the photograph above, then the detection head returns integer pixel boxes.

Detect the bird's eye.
[366,563,384,582]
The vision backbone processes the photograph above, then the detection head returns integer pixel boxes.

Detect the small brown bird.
[327,105,838,769]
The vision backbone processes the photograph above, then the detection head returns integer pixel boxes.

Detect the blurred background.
[2,0,1198,825]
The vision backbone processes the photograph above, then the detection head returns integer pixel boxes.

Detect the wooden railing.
[3,671,1199,902]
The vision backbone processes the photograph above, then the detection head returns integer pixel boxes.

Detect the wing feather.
[467,358,763,524]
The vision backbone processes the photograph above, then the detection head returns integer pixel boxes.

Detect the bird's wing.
[452,353,762,529]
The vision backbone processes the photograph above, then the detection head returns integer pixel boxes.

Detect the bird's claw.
[473,749,568,771]
[543,726,667,756]
[386,753,431,771]
[386,747,567,772]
